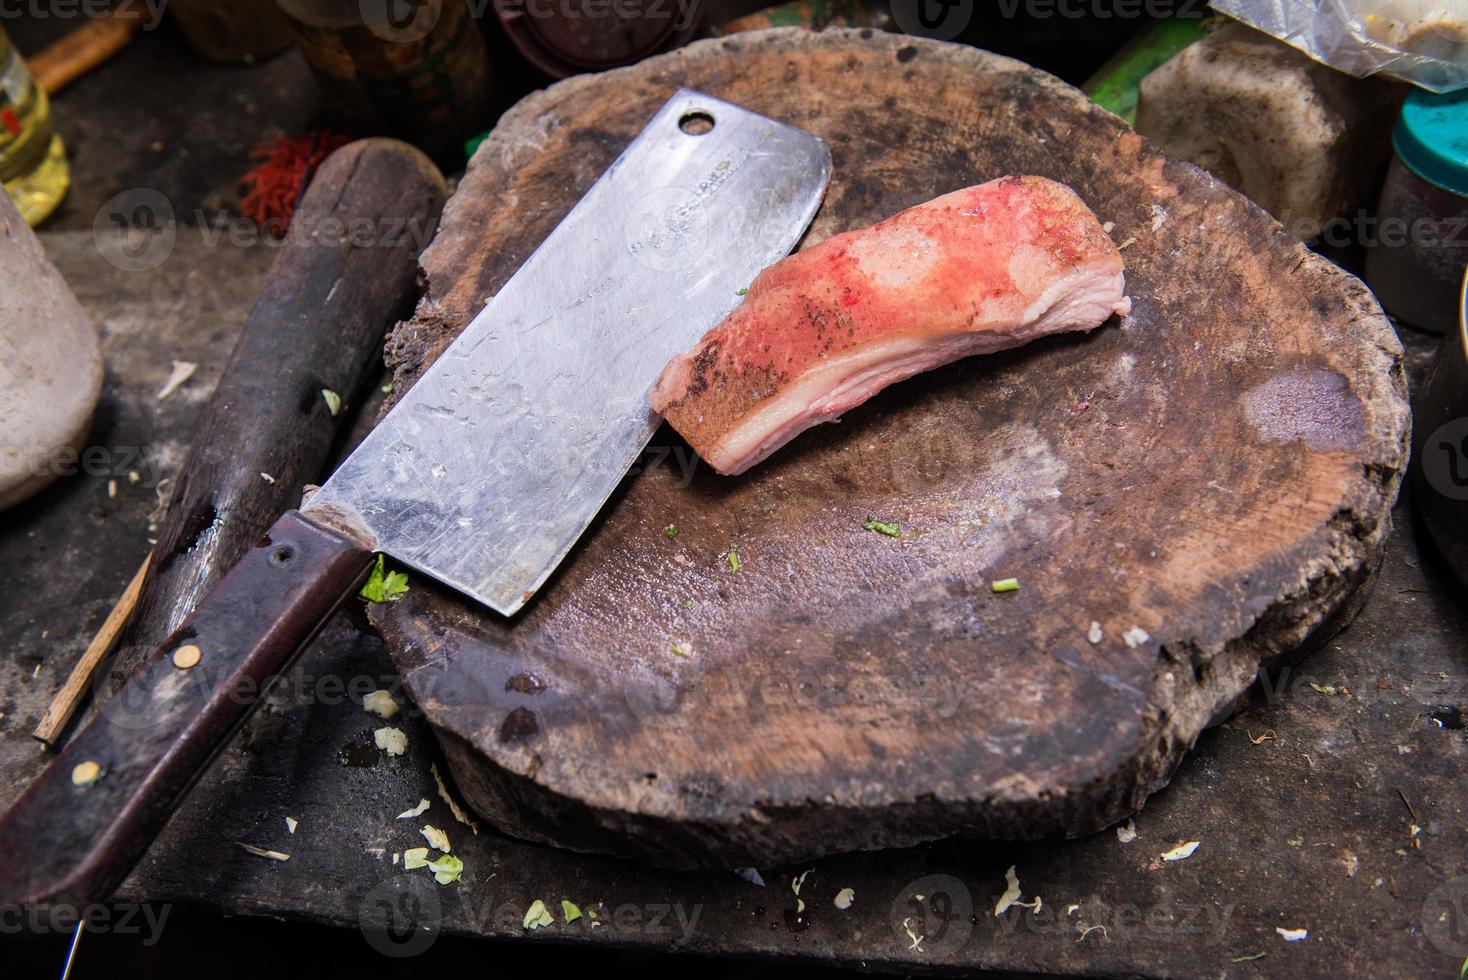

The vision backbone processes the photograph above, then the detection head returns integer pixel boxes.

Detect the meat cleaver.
[0,90,830,907]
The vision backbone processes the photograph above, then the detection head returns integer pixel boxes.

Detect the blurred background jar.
[0,24,68,227]
[169,0,295,64]
[1364,87,1468,335]
[273,0,496,161]
[495,0,705,78]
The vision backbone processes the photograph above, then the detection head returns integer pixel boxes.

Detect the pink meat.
[649,175,1131,475]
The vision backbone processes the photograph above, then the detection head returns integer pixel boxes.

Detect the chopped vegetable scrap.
[427,854,463,885]
[863,518,901,537]
[285,816,298,834]
[421,825,451,853]
[70,761,102,787]
[664,525,678,538]
[1116,819,1137,844]
[994,866,1043,916]
[363,689,399,719]
[397,798,431,820]
[735,867,766,887]
[834,887,855,910]
[321,389,342,416]
[1276,927,1308,942]
[403,847,430,870]
[1122,626,1150,648]
[360,555,410,603]
[374,726,408,756]
[1161,840,1200,862]
[523,900,554,930]
[991,577,1019,593]
[561,900,583,923]
[1087,621,1103,644]
[238,842,290,862]
[156,360,197,401]
[726,547,741,574]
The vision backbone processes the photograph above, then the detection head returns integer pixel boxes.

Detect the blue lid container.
[1394,87,1468,197]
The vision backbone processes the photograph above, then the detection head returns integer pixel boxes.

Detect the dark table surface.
[3,14,1466,980]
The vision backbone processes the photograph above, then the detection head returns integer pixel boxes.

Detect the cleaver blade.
[307,89,831,615]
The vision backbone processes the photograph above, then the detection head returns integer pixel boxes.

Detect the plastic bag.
[1211,0,1468,91]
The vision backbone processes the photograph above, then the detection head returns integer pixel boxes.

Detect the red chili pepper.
[238,131,351,236]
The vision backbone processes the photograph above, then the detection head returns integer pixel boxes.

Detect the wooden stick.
[27,5,145,96]
[33,552,151,746]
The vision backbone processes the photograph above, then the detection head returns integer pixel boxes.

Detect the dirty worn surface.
[373,28,1411,869]
[1,22,1465,980]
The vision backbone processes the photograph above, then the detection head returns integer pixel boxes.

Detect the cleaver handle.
[0,511,372,908]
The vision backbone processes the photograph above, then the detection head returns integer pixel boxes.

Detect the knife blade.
[308,89,830,615]
[0,89,829,907]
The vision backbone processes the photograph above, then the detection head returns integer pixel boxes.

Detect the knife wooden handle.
[0,511,373,908]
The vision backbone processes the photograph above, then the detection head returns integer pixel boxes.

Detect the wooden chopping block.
[374,28,1409,868]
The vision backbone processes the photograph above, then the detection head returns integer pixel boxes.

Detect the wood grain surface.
[372,28,1410,868]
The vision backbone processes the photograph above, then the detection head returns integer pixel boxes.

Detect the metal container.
[1412,267,1468,590]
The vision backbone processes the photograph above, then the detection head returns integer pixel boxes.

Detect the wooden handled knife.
[0,90,829,907]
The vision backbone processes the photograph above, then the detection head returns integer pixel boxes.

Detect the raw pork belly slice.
[649,175,1131,475]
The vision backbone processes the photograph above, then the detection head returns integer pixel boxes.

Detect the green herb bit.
[991,577,1020,593]
[863,518,900,538]
[321,388,342,416]
[360,554,410,603]
[523,899,554,930]
[561,900,583,923]
[735,287,748,296]
[428,854,463,885]
[664,524,678,538]
[726,548,741,574]
[1231,952,1266,963]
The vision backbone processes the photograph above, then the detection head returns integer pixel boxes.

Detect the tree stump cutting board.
[372,28,1409,869]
